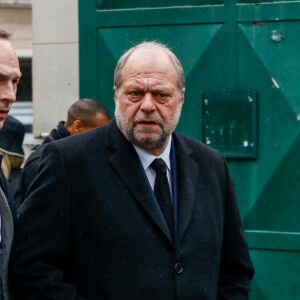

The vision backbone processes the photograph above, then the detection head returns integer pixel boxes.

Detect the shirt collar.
[133,136,172,171]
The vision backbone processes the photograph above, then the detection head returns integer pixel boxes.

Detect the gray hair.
[114,41,185,91]
[0,29,11,40]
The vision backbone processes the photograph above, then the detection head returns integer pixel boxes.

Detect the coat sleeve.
[9,142,83,300]
[217,158,255,299]
[18,150,42,207]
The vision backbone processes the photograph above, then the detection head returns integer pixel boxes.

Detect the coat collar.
[106,120,199,246]
[172,132,199,244]
[106,120,173,245]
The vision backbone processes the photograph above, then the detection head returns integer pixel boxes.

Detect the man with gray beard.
[10,41,254,300]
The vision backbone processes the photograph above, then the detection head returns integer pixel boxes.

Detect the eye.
[158,93,167,98]
[12,77,20,85]
[131,91,141,96]
[155,92,169,102]
[127,90,144,101]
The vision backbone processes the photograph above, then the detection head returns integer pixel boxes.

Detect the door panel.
[79,1,300,298]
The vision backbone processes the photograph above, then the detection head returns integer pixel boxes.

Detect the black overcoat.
[10,119,254,300]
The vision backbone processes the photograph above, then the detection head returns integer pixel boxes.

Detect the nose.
[140,92,156,113]
[0,81,16,104]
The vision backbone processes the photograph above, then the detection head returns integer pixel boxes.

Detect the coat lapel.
[106,120,173,244]
[173,133,199,245]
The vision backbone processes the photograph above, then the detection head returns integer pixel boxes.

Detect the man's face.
[0,39,21,128]
[114,47,184,156]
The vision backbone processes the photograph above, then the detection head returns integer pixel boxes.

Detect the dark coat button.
[174,262,183,274]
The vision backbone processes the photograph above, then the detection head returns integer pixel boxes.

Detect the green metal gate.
[79,1,300,298]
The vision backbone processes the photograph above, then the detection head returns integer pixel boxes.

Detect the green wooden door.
[79,1,300,298]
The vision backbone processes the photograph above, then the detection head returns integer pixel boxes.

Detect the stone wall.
[31,0,79,135]
[0,5,32,51]
[0,0,31,7]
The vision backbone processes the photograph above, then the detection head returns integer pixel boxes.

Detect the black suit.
[17,121,70,207]
[10,120,254,299]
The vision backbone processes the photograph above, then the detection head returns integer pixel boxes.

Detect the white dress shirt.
[133,136,173,200]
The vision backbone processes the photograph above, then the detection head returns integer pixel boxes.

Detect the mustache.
[0,103,11,109]
[132,112,164,127]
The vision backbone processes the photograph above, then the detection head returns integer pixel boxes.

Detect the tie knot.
[151,158,167,174]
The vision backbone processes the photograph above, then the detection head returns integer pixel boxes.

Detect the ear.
[180,88,185,106]
[69,119,84,135]
[113,86,118,104]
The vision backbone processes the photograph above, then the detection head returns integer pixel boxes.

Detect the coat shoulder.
[24,146,43,167]
[40,125,108,167]
[47,125,107,152]
[173,131,224,164]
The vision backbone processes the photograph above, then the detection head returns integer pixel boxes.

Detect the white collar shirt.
[133,136,173,199]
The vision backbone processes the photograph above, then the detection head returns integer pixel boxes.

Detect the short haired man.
[10,41,254,299]
[0,29,21,300]
[18,98,110,205]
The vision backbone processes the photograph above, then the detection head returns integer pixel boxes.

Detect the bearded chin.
[115,102,181,152]
[130,126,168,151]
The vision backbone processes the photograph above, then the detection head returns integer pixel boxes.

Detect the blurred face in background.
[0,39,21,128]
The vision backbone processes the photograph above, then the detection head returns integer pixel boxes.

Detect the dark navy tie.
[151,158,174,237]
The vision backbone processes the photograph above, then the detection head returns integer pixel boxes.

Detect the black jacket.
[0,155,15,300]
[17,121,69,206]
[0,155,16,218]
[10,120,254,299]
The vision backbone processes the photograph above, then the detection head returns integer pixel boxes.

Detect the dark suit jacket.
[17,121,70,206]
[10,120,254,300]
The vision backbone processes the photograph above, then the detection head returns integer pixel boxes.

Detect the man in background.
[18,98,110,205]
[10,41,254,299]
[0,29,21,300]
